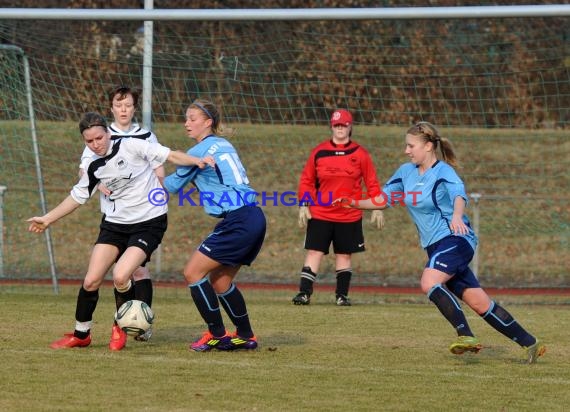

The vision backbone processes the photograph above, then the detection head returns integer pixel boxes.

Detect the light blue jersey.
[163,135,257,217]
[382,160,478,250]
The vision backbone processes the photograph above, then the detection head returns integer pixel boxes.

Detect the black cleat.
[292,292,311,305]
[335,295,352,306]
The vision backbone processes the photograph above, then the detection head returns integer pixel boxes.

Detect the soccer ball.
[114,300,154,336]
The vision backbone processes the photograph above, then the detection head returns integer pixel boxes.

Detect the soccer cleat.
[292,292,311,305]
[50,333,91,349]
[134,326,153,342]
[449,336,483,355]
[525,340,546,364]
[336,295,352,306]
[190,331,232,352]
[109,324,127,351]
[225,333,258,350]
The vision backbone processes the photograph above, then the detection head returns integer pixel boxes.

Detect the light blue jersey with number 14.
[163,135,257,217]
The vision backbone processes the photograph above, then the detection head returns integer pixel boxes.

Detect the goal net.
[0,15,568,288]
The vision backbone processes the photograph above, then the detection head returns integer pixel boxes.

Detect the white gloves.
[299,206,383,229]
[298,206,312,228]
[370,210,385,230]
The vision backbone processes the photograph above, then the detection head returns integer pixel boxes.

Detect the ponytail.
[407,121,459,168]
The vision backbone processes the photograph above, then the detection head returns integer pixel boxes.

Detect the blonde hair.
[406,121,459,168]
[188,98,225,136]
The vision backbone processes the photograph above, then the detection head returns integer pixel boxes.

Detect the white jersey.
[79,122,161,170]
[79,122,162,214]
[71,138,171,224]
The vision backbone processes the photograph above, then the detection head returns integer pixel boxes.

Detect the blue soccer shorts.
[424,235,481,298]
[198,206,266,266]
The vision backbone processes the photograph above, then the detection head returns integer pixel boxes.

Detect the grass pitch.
[0,284,568,411]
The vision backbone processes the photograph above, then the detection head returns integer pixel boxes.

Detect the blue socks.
[189,279,254,339]
[481,301,535,347]
[218,283,253,339]
[428,284,473,337]
[428,284,537,348]
[189,278,226,337]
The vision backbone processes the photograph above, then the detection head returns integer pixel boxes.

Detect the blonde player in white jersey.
[28,111,213,351]
[79,85,161,342]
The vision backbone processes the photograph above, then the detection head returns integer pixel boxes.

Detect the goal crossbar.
[1,5,570,21]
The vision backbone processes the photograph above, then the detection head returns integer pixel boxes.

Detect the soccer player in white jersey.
[79,85,160,342]
[163,98,266,352]
[28,112,213,351]
[334,121,545,364]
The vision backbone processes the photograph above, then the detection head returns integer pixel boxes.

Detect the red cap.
[330,109,353,127]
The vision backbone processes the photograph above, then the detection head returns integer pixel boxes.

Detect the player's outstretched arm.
[167,151,215,168]
[27,195,82,233]
[332,195,389,210]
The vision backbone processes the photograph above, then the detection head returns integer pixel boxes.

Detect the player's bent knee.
[183,272,204,284]
[420,278,438,294]
[83,278,103,291]
[112,273,133,291]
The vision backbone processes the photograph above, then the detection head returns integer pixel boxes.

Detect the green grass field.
[1,284,569,411]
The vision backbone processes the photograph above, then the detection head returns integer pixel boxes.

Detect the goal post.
[0,45,59,293]
[0,6,568,290]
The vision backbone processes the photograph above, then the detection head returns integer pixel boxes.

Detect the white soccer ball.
[114,300,154,336]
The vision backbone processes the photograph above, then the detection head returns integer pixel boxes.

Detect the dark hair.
[108,85,139,107]
[189,98,222,135]
[79,112,108,134]
[407,121,459,168]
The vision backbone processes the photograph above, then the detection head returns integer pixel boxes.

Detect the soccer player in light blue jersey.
[163,98,266,352]
[335,121,545,364]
